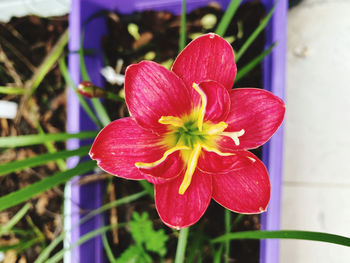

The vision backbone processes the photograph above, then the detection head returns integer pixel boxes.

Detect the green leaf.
[79,32,111,127]
[35,191,147,263]
[0,145,90,176]
[0,203,31,236]
[213,244,224,263]
[0,131,97,148]
[46,223,122,263]
[215,0,242,37]
[130,212,168,257]
[59,57,102,128]
[0,86,26,95]
[235,3,276,62]
[102,231,117,262]
[235,43,275,82]
[211,230,350,247]
[27,29,68,97]
[0,160,96,212]
[115,245,152,263]
[37,123,66,171]
[179,0,187,52]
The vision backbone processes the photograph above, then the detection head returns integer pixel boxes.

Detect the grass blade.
[35,191,147,263]
[79,32,111,127]
[102,231,117,262]
[224,210,231,263]
[235,43,275,82]
[0,203,31,236]
[0,160,97,212]
[179,0,187,52]
[27,29,68,97]
[59,57,102,128]
[0,131,97,148]
[37,123,67,171]
[211,230,350,247]
[46,224,124,263]
[0,145,90,176]
[0,86,26,95]
[215,0,242,37]
[235,4,276,62]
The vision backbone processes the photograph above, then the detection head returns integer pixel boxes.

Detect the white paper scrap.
[0,100,18,119]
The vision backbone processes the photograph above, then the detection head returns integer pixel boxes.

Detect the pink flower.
[89,33,285,229]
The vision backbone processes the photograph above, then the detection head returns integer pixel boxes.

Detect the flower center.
[136,83,245,195]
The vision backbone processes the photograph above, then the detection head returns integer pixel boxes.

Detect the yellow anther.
[159,116,184,127]
[220,129,245,146]
[178,144,202,195]
[135,145,189,169]
[192,83,207,132]
[206,121,228,135]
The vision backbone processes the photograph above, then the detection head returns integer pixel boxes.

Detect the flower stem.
[175,227,189,263]
[224,210,231,263]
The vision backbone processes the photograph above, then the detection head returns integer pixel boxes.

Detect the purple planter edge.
[67,0,287,262]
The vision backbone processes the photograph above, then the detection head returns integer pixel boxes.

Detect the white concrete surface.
[282,0,350,262]
[0,0,70,22]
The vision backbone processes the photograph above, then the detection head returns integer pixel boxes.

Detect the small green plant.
[115,212,168,263]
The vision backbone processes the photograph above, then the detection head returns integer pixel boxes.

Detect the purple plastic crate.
[66,0,287,262]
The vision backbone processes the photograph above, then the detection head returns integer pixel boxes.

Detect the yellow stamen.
[135,145,189,169]
[206,121,228,135]
[220,129,245,146]
[201,144,234,156]
[159,116,184,127]
[192,83,207,132]
[178,143,202,195]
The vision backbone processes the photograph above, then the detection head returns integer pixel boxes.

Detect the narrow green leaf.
[0,146,90,177]
[235,43,275,82]
[0,86,26,95]
[0,160,96,212]
[0,237,41,253]
[235,4,276,62]
[211,230,350,247]
[91,98,111,127]
[232,213,244,229]
[35,191,147,263]
[37,123,66,171]
[28,29,68,97]
[102,231,117,262]
[0,131,97,148]
[59,57,102,128]
[46,223,124,263]
[213,244,224,263]
[179,0,187,52]
[0,203,31,236]
[79,32,111,127]
[224,210,231,263]
[215,0,242,37]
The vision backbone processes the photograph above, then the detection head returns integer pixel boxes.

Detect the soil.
[0,1,266,262]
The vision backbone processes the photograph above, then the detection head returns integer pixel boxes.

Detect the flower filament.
[136,83,245,195]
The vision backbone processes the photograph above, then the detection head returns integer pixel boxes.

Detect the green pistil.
[173,121,207,148]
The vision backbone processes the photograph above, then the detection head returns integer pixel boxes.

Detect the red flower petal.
[89,117,164,180]
[125,61,192,132]
[199,150,270,213]
[155,170,212,229]
[172,33,237,91]
[195,80,231,123]
[138,151,185,184]
[218,88,285,151]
